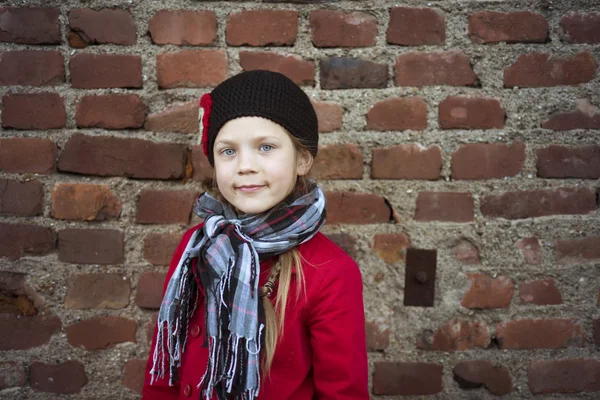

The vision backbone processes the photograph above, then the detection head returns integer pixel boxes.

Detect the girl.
[142,70,368,400]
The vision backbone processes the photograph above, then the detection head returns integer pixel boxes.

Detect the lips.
[236,185,265,193]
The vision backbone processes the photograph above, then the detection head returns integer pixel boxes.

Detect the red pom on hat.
[199,93,213,157]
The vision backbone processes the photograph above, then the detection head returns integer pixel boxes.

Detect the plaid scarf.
[150,184,326,399]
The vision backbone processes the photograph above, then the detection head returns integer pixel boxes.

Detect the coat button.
[183,383,191,397]
[191,325,201,338]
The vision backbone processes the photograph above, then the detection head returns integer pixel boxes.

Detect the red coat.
[142,223,369,400]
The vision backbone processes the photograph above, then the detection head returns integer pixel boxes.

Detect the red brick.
[451,141,525,180]
[504,52,597,88]
[0,138,56,174]
[555,236,600,265]
[70,53,142,89]
[372,233,410,263]
[536,145,600,179]
[310,10,376,47]
[529,359,600,394]
[191,145,214,182]
[137,190,198,224]
[75,94,146,129]
[0,179,43,217]
[144,233,181,266]
[2,92,66,129]
[64,273,131,309]
[227,10,298,46]
[426,319,490,351]
[326,192,389,224]
[58,228,124,265]
[313,144,363,180]
[372,144,441,180]
[0,222,55,260]
[0,361,26,389]
[367,97,428,131]
[135,271,166,309]
[373,362,442,395]
[146,313,158,345]
[66,316,136,350]
[325,233,357,258]
[453,361,513,396]
[320,57,388,89]
[0,271,45,315]
[415,192,474,222]
[542,99,600,130]
[0,7,60,44]
[58,133,186,179]
[69,8,136,46]
[0,50,64,86]
[387,7,445,45]
[516,236,542,265]
[149,10,216,45]
[439,96,504,129]
[240,52,314,86]
[311,100,343,132]
[0,314,61,350]
[496,319,584,349]
[366,321,390,351]
[123,358,146,394]
[145,100,199,134]
[452,239,480,264]
[461,274,514,309]
[519,278,562,305]
[561,13,600,44]
[52,183,121,221]
[395,52,477,87]
[469,11,548,44]
[30,361,87,394]
[481,187,596,220]
[157,50,227,89]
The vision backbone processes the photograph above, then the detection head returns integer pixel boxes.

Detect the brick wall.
[0,0,599,398]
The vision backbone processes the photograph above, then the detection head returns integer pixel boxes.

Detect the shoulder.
[181,222,204,244]
[297,232,360,279]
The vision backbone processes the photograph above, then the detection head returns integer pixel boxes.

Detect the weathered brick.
[311,100,343,132]
[310,10,376,47]
[137,190,198,224]
[424,319,490,351]
[326,192,389,224]
[146,313,158,345]
[157,50,227,89]
[0,361,26,389]
[415,192,474,222]
[58,228,124,265]
[135,271,166,309]
[536,145,600,179]
[372,233,410,263]
[519,278,562,305]
[0,138,56,174]
[320,57,388,89]
[542,99,600,130]
[191,145,214,182]
[373,362,442,395]
[0,272,45,315]
[325,233,357,258]
[555,236,600,265]
[367,97,428,131]
[452,239,480,264]
[396,52,477,87]
[0,179,43,217]
[52,183,121,221]
[66,316,136,350]
[451,141,525,180]
[144,233,181,266]
[372,144,441,180]
[439,96,504,129]
[64,273,131,309]
[0,314,61,350]
[480,187,596,220]
[561,13,600,44]
[2,92,66,129]
[30,361,87,394]
[58,133,186,179]
[69,8,136,47]
[313,144,363,180]
[387,7,445,45]
[529,359,600,394]
[149,10,216,45]
[70,53,142,89]
[453,360,513,396]
[0,222,55,260]
[504,52,597,87]
[496,318,584,349]
[516,236,542,265]
[75,94,146,129]
[461,274,514,309]
[469,11,548,44]
[240,52,314,86]
[227,10,298,46]
[0,50,64,86]
[0,7,60,44]
[145,100,198,134]
[123,358,146,394]
[366,321,390,351]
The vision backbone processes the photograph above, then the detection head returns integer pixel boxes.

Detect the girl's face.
[213,116,313,215]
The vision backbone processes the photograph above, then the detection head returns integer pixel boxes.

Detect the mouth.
[236,185,265,193]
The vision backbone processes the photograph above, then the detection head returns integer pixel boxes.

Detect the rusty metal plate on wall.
[404,248,437,307]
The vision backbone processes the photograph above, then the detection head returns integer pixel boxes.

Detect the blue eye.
[260,144,273,152]
[222,149,235,156]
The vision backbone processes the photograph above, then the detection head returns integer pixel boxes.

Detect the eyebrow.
[214,136,282,146]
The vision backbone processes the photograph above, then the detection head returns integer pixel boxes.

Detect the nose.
[236,148,257,174]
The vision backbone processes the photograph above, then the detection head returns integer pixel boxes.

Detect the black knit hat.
[200,70,319,166]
